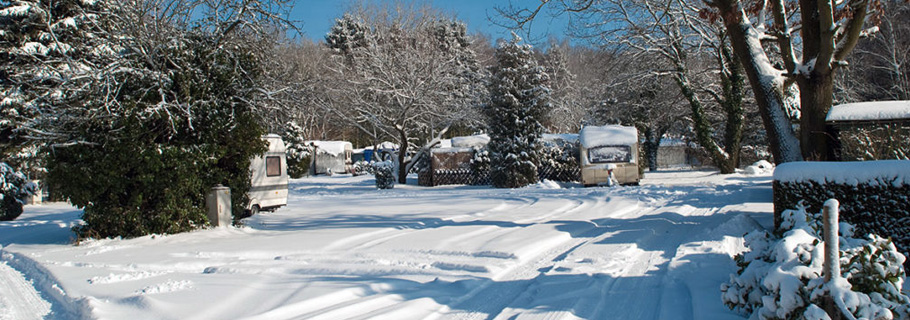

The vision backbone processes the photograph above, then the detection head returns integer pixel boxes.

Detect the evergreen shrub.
[722,205,910,319]
[373,161,395,189]
[774,179,910,267]
[1,162,35,221]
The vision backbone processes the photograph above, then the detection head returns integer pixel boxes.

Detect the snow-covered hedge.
[722,205,910,319]
[773,161,910,266]
[1,162,36,221]
[373,161,395,189]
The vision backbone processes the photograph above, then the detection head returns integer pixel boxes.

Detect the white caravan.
[580,125,641,186]
[247,134,289,214]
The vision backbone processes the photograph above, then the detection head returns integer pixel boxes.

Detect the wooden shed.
[826,101,910,161]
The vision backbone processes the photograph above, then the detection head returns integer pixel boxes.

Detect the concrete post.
[821,199,846,320]
[823,199,840,282]
[206,185,232,227]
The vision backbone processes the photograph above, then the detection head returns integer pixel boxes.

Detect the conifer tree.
[485,34,550,188]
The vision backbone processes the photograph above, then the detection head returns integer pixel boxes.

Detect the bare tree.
[497,0,885,163]
[326,4,485,183]
[498,0,748,172]
[836,0,910,102]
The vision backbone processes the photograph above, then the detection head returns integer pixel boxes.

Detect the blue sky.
[290,0,571,44]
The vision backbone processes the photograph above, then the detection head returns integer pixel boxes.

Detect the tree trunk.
[673,70,737,173]
[642,127,661,172]
[714,0,803,164]
[397,128,409,184]
[798,68,837,161]
[721,44,745,169]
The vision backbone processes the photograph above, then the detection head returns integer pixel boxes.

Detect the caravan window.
[266,156,282,177]
[588,146,632,163]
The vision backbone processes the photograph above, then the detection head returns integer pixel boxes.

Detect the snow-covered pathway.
[0,170,776,319]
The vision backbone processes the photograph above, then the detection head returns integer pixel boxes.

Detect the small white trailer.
[580,125,641,186]
[247,134,289,214]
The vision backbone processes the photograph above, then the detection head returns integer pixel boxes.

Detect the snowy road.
[0,170,778,319]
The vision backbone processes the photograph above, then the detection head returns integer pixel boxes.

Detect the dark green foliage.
[287,154,311,179]
[47,31,266,239]
[0,195,23,221]
[773,180,910,267]
[373,161,395,189]
[0,162,34,221]
[538,139,580,182]
[485,36,550,188]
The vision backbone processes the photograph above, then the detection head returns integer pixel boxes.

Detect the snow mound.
[136,280,193,295]
[743,160,774,175]
[525,180,563,189]
[773,160,910,186]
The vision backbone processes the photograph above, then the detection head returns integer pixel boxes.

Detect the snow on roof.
[579,125,638,148]
[306,141,352,156]
[773,160,910,186]
[660,138,688,147]
[375,141,398,150]
[432,147,474,154]
[542,133,579,143]
[826,100,910,122]
[451,134,490,148]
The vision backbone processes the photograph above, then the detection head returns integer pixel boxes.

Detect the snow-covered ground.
[0,169,815,319]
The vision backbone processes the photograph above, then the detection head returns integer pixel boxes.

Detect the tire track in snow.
[572,206,721,320]
[0,260,51,320]
[427,196,664,320]
[444,194,719,320]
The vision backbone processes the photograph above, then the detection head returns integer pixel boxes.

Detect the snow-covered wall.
[773,160,910,186]
[826,100,910,122]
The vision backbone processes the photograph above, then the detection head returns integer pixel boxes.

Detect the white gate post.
[823,199,840,282]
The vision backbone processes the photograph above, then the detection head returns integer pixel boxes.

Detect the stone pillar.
[206,185,231,227]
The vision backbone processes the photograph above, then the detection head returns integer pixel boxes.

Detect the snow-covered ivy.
[722,204,910,319]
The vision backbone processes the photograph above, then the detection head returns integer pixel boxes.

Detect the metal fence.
[418,166,578,187]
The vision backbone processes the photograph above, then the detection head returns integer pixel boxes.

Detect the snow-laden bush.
[352,161,372,176]
[284,122,312,179]
[373,161,395,189]
[722,205,910,319]
[1,162,37,221]
[470,146,490,173]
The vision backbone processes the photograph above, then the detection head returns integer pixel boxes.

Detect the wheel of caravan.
[250,205,260,216]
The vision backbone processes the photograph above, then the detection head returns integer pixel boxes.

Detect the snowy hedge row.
[722,205,910,319]
[773,161,910,266]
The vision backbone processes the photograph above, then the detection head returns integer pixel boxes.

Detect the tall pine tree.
[485,35,550,188]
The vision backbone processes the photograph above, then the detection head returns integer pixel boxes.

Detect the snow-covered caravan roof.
[826,100,910,123]
[451,134,490,148]
[306,141,353,156]
[579,125,638,148]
